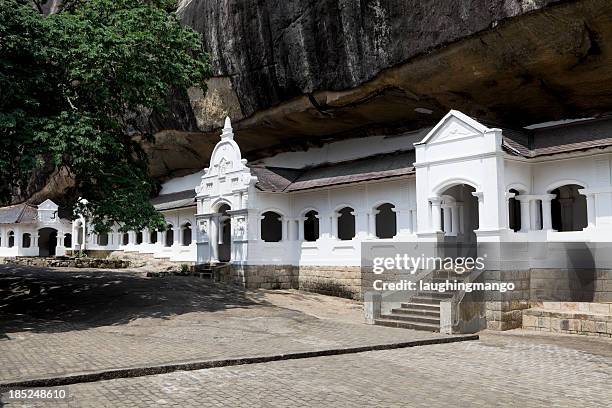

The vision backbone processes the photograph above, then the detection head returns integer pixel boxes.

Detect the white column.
[331,214,338,238]
[470,192,484,231]
[14,227,21,249]
[442,205,451,234]
[210,215,219,262]
[517,196,531,232]
[541,194,556,231]
[579,189,596,229]
[173,226,181,246]
[0,228,6,248]
[430,197,442,232]
[281,216,287,241]
[407,210,414,234]
[286,219,293,241]
[451,205,459,235]
[586,194,596,229]
[505,192,516,229]
[298,217,305,241]
[143,228,150,244]
[530,199,540,231]
[369,211,377,238]
[157,231,163,246]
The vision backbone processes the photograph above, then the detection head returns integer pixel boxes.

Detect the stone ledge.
[523,306,612,337]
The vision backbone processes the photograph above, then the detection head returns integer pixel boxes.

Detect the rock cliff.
[27,1,612,194]
[142,0,612,179]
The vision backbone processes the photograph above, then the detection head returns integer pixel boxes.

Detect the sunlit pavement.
[0,265,455,384]
[1,265,610,407]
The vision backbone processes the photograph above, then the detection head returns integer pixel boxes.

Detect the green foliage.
[0,0,211,233]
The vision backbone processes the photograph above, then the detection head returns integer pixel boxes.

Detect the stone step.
[374,318,440,332]
[391,307,440,317]
[383,313,440,324]
[417,291,454,299]
[400,303,440,311]
[410,296,443,305]
[430,277,467,283]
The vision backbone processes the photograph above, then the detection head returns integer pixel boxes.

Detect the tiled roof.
[252,151,415,193]
[0,203,38,224]
[502,136,612,158]
[249,166,302,192]
[150,190,196,211]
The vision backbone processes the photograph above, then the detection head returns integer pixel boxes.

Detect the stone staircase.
[374,270,469,332]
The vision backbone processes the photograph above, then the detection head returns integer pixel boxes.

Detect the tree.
[0,0,211,232]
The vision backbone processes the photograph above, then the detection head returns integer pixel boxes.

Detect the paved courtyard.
[1,331,611,407]
[1,264,611,407]
[0,265,457,384]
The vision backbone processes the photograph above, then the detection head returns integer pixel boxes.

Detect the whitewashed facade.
[2,110,612,289]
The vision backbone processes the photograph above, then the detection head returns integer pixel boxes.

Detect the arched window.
[375,203,396,239]
[165,225,174,247]
[136,231,143,245]
[182,222,192,246]
[508,189,521,232]
[122,232,129,246]
[261,211,282,242]
[551,184,587,232]
[64,233,72,248]
[8,231,14,248]
[22,233,31,248]
[304,210,319,242]
[150,230,158,244]
[97,233,109,246]
[337,207,355,240]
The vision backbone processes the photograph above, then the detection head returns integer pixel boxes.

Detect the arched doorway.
[438,184,479,258]
[217,204,231,262]
[38,227,58,257]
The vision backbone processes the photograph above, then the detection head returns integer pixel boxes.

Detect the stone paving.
[1,331,610,407]
[0,265,452,384]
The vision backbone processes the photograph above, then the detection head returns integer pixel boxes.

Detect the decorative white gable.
[37,199,59,224]
[416,110,491,146]
[195,117,255,212]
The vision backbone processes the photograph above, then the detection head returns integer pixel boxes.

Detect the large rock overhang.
[140,0,612,179]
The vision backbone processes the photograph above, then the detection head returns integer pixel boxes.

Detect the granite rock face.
[139,0,612,179]
[179,0,561,121]
[26,1,612,189]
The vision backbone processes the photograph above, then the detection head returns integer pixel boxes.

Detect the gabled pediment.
[37,199,58,211]
[416,110,490,146]
[196,117,253,197]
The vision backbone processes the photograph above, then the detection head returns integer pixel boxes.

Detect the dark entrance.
[38,227,58,257]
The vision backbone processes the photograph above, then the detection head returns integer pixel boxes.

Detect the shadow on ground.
[0,264,269,337]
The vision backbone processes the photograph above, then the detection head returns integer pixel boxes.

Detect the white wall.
[256,129,427,168]
[245,177,417,266]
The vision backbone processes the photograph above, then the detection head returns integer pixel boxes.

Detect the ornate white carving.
[196,117,255,203]
[235,217,246,236]
[199,219,208,234]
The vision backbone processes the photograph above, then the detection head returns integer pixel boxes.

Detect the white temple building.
[2,110,612,333]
